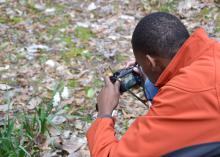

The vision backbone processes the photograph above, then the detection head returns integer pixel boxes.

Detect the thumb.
[115,80,120,90]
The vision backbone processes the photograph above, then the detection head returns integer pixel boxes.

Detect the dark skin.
[134,52,170,84]
[97,51,171,116]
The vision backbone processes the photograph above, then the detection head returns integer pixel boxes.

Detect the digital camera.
[109,65,143,93]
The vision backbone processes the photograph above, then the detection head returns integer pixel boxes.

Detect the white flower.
[87,2,97,11]
[61,87,69,99]
[45,59,56,68]
[53,92,61,106]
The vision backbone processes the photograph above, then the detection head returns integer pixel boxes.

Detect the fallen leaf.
[86,88,95,98]
[87,2,97,11]
[52,115,66,125]
[28,97,42,110]
[0,84,13,91]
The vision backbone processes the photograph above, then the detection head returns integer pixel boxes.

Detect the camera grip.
[109,76,117,83]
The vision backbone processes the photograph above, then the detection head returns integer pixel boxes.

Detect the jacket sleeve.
[86,86,217,157]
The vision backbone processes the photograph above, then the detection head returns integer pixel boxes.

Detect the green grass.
[215,26,220,33]
[67,79,78,88]
[74,26,94,42]
[159,1,177,13]
[0,16,7,24]
[80,114,93,123]
[0,16,24,24]
[0,42,9,50]
[140,0,177,13]
[0,117,29,157]
[62,34,93,61]
[61,45,86,63]
[0,79,17,86]
[0,82,66,156]
[198,7,211,19]
[0,109,47,156]
[26,2,42,14]
[215,12,220,33]
[39,54,49,64]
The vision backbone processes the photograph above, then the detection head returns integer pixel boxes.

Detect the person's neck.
[157,57,172,76]
[148,57,171,84]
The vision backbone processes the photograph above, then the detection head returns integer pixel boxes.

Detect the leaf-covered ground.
[0,0,219,156]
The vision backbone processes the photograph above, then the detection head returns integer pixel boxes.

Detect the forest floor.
[0,0,219,156]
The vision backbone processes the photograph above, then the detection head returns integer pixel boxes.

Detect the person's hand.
[125,59,136,68]
[125,60,147,81]
[97,77,120,116]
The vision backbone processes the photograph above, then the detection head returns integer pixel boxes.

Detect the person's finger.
[125,61,135,68]
[133,67,141,74]
[114,80,120,90]
[125,60,136,68]
[104,76,112,86]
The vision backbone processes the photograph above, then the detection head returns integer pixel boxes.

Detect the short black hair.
[132,12,189,58]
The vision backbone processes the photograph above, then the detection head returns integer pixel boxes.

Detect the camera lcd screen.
[121,73,137,90]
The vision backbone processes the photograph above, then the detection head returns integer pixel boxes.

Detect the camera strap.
[127,89,149,109]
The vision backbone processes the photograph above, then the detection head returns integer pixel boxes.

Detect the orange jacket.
[86,28,220,157]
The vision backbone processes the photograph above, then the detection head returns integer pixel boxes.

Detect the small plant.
[74,26,94,42]
[0,82,63,156]
[0,116,31,157]
[0,16,23,24]
[61,45,86,63]
[67,79,78,88]
[214,13,220,33]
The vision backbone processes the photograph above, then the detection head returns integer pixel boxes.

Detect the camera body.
[110,65,142,93]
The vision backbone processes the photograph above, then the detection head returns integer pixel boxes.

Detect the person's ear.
[145,54,156,68]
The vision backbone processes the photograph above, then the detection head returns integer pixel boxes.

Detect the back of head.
[132,12,189,58]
